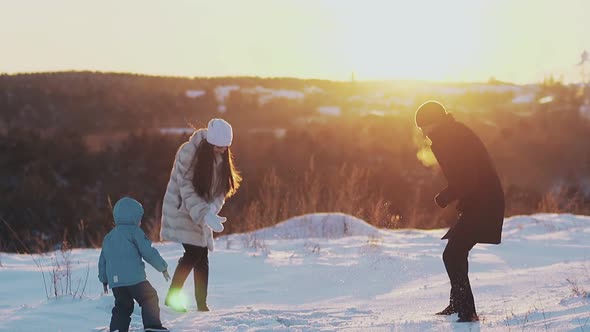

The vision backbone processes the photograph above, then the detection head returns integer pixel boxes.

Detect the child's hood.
[113,197,144,226]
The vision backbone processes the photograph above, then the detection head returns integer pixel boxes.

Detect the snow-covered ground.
[1,213,589,331]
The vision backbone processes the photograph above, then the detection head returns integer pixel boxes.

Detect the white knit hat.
[206,118,233,147]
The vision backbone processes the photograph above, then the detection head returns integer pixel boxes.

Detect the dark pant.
[110,281,163,332]
[443,236,477,318]
[168,244,209,309]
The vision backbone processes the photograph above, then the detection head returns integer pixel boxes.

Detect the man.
[415,101,505,322]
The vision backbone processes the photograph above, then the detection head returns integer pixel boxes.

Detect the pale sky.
[1,0,588,83]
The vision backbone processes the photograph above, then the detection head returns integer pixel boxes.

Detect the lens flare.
[166,289,188,312]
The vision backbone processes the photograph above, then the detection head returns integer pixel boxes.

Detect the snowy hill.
[231,213,381,240]
[1,214,589,331]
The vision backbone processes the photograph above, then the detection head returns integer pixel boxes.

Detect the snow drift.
[1,213,589,331]
[240,213,381,240]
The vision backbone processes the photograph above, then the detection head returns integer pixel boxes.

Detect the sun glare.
[320,1,487,81]
[1,0,588,83]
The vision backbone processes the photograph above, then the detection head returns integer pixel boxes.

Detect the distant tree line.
[1,72,589,253]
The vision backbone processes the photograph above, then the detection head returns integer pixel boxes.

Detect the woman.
[160,118,241,312]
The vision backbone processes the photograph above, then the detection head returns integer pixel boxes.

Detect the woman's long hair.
[192,140,241,202]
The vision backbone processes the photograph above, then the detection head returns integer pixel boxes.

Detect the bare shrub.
[537,187,589,214]
[240,234,269,255]
[1,216,89,298]
[235,159,399,234]
[44,239,89,299]
[566,278,590,298]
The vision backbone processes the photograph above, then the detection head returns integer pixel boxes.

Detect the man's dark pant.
[110,281,163,332]
[443,236,477,318]
[169,244,209,309]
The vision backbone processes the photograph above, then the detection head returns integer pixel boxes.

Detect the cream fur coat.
[160,129,225,251]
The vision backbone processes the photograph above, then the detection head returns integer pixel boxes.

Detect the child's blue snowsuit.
[98,197,169,332]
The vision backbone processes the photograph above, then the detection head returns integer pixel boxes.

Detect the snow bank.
[317,106,341,116]
[214,85,240,102]
[158,127,193,135]
[512,93,536,104]
[3,213,590,331]
[214,85,240,113]
[245,213,380,240]
[243,86,304,105]
[502,213,590,242]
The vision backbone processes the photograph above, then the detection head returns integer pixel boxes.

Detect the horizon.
[0,69,559,86]
[1,0,589,85]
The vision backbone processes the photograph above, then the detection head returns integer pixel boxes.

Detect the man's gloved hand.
[204,211,226,232]
[103,283,109,294]
[435,190,450,208]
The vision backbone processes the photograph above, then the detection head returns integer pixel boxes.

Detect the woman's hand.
[205,211,226,232]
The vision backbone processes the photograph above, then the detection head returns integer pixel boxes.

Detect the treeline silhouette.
[1,71,589,253]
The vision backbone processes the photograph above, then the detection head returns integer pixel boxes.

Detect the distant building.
[185,90,206,99]
[317,106,341,117]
